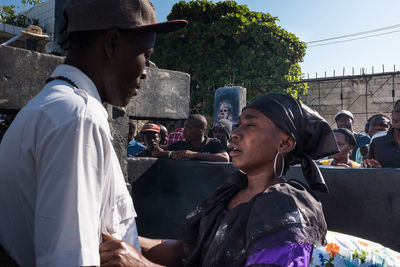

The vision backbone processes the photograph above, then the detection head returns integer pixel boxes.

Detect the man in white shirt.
[0,0,186,266]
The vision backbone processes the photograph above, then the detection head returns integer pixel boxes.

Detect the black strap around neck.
[45,76,78,88]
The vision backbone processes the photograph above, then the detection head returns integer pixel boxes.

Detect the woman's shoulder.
[247,180,327,245]
[252,180,322,212]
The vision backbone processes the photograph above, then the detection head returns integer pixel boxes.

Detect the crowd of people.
[128,115,231,162]
[127,101,400,169]
[0,0,399,266]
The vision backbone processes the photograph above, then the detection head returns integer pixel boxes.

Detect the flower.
[325,242,340,258]
[357,240,370,247]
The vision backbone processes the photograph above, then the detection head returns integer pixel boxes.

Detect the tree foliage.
[152,0,308,114]
[0,0,41,27]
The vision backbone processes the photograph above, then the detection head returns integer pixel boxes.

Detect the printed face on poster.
[213,87,244,127]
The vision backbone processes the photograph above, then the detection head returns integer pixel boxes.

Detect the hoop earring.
[273,152,285,178]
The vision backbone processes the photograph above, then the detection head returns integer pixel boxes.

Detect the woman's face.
[230,108,287,174]
[331,132,352,161]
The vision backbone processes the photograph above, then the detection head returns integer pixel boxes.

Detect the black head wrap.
[244,93,339,193]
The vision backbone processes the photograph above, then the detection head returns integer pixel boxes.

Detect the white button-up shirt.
[0,64,139,266]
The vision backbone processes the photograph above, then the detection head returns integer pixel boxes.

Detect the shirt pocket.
[107,196,137,235]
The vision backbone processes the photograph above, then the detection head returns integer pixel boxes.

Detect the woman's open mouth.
[229,144,242,157]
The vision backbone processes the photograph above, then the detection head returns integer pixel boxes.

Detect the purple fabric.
[245,230,313,267]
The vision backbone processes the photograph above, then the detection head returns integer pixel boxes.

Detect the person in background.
[318,128,360,167]
[127,120,145,157]
[355,113,391,162]
[366,113,391,140]
[135,123,161,157]
[167,125,184,145]
[363,100,400,168]
[335,110,370,161]
[158,124,168,146]
[212,118,232,155]
[153,114,229,162]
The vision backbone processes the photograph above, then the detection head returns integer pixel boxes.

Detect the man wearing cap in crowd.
[335,110,370,162]
[212,119,232,156]
[0,0,187,265]
[136,123,161,157]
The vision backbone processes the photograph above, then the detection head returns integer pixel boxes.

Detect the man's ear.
[278,134,296,154]
[103,29,121,59]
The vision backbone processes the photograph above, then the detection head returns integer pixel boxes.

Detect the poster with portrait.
[213,86,246,127]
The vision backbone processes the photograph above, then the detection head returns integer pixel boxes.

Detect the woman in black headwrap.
[100,93,339,266]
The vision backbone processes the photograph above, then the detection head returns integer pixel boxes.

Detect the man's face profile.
[104,30,156,107]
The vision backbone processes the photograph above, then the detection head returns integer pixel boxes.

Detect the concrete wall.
[0,46,190,118]
[302,73,400,132]
[129,158,400,251]
[0,46,63,110]
[126,68,190,120]
[0,45,190,184]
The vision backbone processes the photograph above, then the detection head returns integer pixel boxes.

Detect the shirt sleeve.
[245,229,313,267]
[33,113,109,266]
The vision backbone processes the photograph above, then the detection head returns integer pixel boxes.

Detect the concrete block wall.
[0,46,190,118]
[126,68,190,120]
[302,73,400,132]
[0,46,64,110]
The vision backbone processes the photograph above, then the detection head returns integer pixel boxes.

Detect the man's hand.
[100,234,162,267]
[362,159,382,168]
[171,150,192,160]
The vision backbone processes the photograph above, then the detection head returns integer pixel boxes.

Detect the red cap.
[141,123,160,133]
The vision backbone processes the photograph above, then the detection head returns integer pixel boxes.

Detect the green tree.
[152,0,308,114]
[0,0,42,27]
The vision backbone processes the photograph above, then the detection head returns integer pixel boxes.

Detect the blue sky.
[151,0,400,78]
[4,0,400,78]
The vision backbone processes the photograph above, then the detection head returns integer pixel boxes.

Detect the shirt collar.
[51,64,103,105]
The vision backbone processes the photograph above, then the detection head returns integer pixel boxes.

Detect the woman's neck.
[246,169,278,193]
[227,171,282,211]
